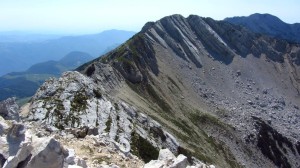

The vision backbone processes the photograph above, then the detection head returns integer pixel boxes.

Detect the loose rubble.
[144,148,215,168]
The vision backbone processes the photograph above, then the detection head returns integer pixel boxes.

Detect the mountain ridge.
[224,13,300,43]
[18,14,300,168]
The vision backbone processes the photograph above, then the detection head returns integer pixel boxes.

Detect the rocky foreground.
[0,96,215,168]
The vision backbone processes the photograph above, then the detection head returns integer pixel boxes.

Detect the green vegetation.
[0,51,94,101]
[113,44,126,59]
[169,118,194,136]
[188,109,231,130]
[115,56,134,66]
[86,64,95,77]
[177,146,213,164]
[167,76,181,91]
[93,89,102,99]
[44,98,66,129]
[80,145,94,154]
[114,103,120,111]
[105,116,112,132]
[70,91,88,112]
[43,90,89,129]
[148,104,241,167]
[127,35,144,59]
[146,84,172,113]
[0,77,41,101]
[130,131,159,163]
[16,97,31,106]
[93,156,111,164]
[64,112,80,127]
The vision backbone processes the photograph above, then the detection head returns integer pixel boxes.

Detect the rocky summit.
[1,14,300,168]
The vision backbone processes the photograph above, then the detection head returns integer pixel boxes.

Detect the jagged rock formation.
[20,14,300,168]
[144,148,215,168]
[0,115,69,168]
[0,98,20,121]
[0,99,145,168]
[29,71,179,156]
[0,94,195,168]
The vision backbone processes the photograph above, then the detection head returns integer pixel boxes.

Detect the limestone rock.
[0,97,20,121]
[65,148,76,165]
[25,137,68,168]
[27,71,180,165]
[169,154,188,168]
[64,148,87,168]
[6,123,26,156]
[74,157,87,168]
[3,142,33,168]
[0,116,10,136]
[158,148,176,165]
[145,148,215,168]
[0,121,69,168]
[0,117,70,168]
[67,165,84,168]
[144,160,164,168]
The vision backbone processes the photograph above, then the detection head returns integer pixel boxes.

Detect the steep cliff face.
[28,14,300,168]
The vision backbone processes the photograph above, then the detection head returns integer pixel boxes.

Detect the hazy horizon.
[1,0,299,35]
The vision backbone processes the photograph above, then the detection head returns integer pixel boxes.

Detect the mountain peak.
[249,13,285,24]
[225,13,300,43]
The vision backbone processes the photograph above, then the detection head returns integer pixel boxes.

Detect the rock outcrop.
[144,148,215,168]
[0,116,69,168]
[0,97,20,121]
[1,114,145,168]
[28,71,179,157]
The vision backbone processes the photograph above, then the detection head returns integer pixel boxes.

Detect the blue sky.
[0,0,299,34]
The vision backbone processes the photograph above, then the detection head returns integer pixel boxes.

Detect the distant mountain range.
[0,31,63,43]
[0,51,94,101]
[225,13,300,43]
[0,29,135,76]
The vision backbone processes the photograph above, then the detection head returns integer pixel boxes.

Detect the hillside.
[225,13,300,43]
[0,29,135,76]
[0,51,93,101]
[20,14,300,168]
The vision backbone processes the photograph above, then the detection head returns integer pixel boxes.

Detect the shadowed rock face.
[27,14,300,168]
[253,117,297,168]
